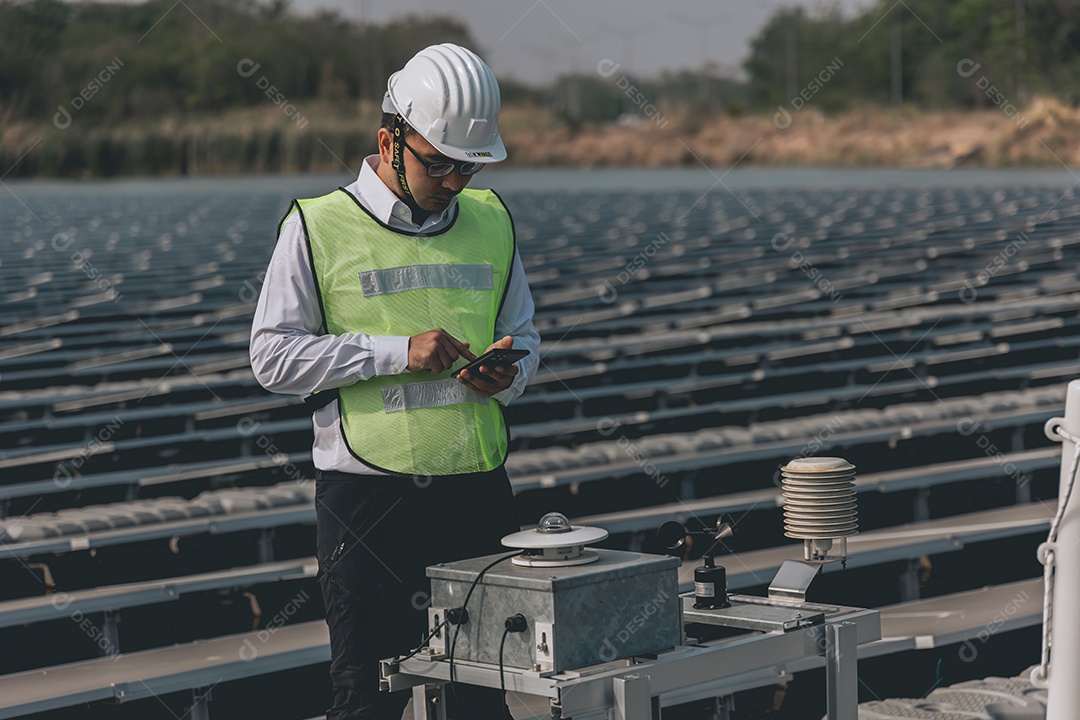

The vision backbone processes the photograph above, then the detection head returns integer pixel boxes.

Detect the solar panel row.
[0,179,1076,717]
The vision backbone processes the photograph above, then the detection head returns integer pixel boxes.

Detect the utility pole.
[550,35,590,122]
[670,12,729,110]
[602,24,653,116]
[602,23,653,79]
[785,12,798,100]
[1015,0,1027,104]
[523,43,562,115]
[891,9,902,105]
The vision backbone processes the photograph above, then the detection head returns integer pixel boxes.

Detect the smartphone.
[451,348,530,381]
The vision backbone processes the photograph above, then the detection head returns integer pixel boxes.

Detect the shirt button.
[394,206,408,217]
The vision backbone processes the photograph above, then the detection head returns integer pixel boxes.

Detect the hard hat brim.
[382,83,507,164]
[427,133,507,164]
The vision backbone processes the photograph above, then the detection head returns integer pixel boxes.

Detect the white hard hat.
[382,43,506,163]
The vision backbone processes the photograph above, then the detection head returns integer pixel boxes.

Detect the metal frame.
[0,504,315,559]
[509,408,1060,493]
[0,621,330,719]
[381,602,879,720]
[0,557,315,629]
[824,623,858,720]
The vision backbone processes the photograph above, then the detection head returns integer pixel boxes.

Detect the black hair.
[381,113,416,137]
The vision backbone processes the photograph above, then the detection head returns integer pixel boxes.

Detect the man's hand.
[407,328,476,374]
[455,336,519,398]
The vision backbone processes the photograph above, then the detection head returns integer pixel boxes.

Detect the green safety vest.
[288,187,515,476]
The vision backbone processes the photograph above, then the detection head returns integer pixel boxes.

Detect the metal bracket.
[683,594,825,632]
[614,673,654,720]
[428,608,448,655]
[102,610,121,656]
[768,559,824,601]
[824,621,858,720]
[914,487,931,522]
[898,559,920,603]
[411,683,447,720]
[189,686,212,720]
[257,529,275,563]
[534,621,554,671]
[704,695,733,720]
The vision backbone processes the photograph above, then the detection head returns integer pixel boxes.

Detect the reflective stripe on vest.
[296,187,514,476]
[382,378,490,413]
[359,263,494,297]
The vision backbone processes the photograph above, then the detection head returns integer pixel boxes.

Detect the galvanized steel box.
[427,548,682,672]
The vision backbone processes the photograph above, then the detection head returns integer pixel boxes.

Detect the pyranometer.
[500,512,609,567]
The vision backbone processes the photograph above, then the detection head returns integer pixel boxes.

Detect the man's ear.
[377,127,394,165]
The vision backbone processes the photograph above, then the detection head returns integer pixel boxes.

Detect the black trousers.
[315,466,520,720]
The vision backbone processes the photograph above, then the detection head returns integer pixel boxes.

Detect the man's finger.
[456,340,478,362]
[456,370,482,392]
[459,374,500,397]
[438,332,473,360]
[481,364,518,379]
[430,346,454,373]
[465,368,497,384]
[485,336,514,353]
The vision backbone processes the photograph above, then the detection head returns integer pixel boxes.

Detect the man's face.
[378,128,472,214]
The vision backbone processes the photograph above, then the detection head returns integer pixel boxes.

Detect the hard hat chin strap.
[389,114,428,221]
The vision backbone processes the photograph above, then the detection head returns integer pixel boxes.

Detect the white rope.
[1055,427,1080,447]
[1038,543,1053,683]
[1036,423,1080,686]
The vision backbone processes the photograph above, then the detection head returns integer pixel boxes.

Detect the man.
[250,43,540,719]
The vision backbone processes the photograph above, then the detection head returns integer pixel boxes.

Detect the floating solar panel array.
[0,178,1077,718]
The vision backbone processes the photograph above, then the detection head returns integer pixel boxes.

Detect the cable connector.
[446,607,469,625]
[504,614,527,633]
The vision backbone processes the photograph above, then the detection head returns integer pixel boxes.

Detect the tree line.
[743,0,1080,112]
[2,0,1077,132]
[0,0,475,125]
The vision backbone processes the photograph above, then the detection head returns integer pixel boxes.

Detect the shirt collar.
[354,155,456,232]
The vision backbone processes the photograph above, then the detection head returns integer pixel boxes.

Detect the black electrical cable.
[447,551,518,720]
[397,617,449,663]
[499,614,527,719]
[499,625,512,720]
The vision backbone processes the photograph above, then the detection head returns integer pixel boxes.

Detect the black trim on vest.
[337,409,414,476]
[488,189,517,328]
[304,389,339,413]
[292,200,328,335]
[334,410,505,477]
[336,187,460,238]
[276,199,298,236]
[290,198,334,415]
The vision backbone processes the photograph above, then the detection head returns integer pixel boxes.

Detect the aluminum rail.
[0,621,330,719]
[382,605,880,720]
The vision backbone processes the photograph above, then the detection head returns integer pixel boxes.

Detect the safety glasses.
[402,140,485,177]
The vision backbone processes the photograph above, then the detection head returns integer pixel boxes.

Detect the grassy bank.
[507,97,1080,170]
[4,98,1079,178]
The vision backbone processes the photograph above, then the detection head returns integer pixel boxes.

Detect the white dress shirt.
[249,155,541,475]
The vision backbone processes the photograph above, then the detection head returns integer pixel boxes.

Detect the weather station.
[380,458,881,719]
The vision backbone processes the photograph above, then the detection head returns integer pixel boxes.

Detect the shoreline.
[7,168,1080,198]
[2,98,1078,180]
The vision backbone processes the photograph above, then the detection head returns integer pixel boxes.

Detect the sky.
[292,0,873,85]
